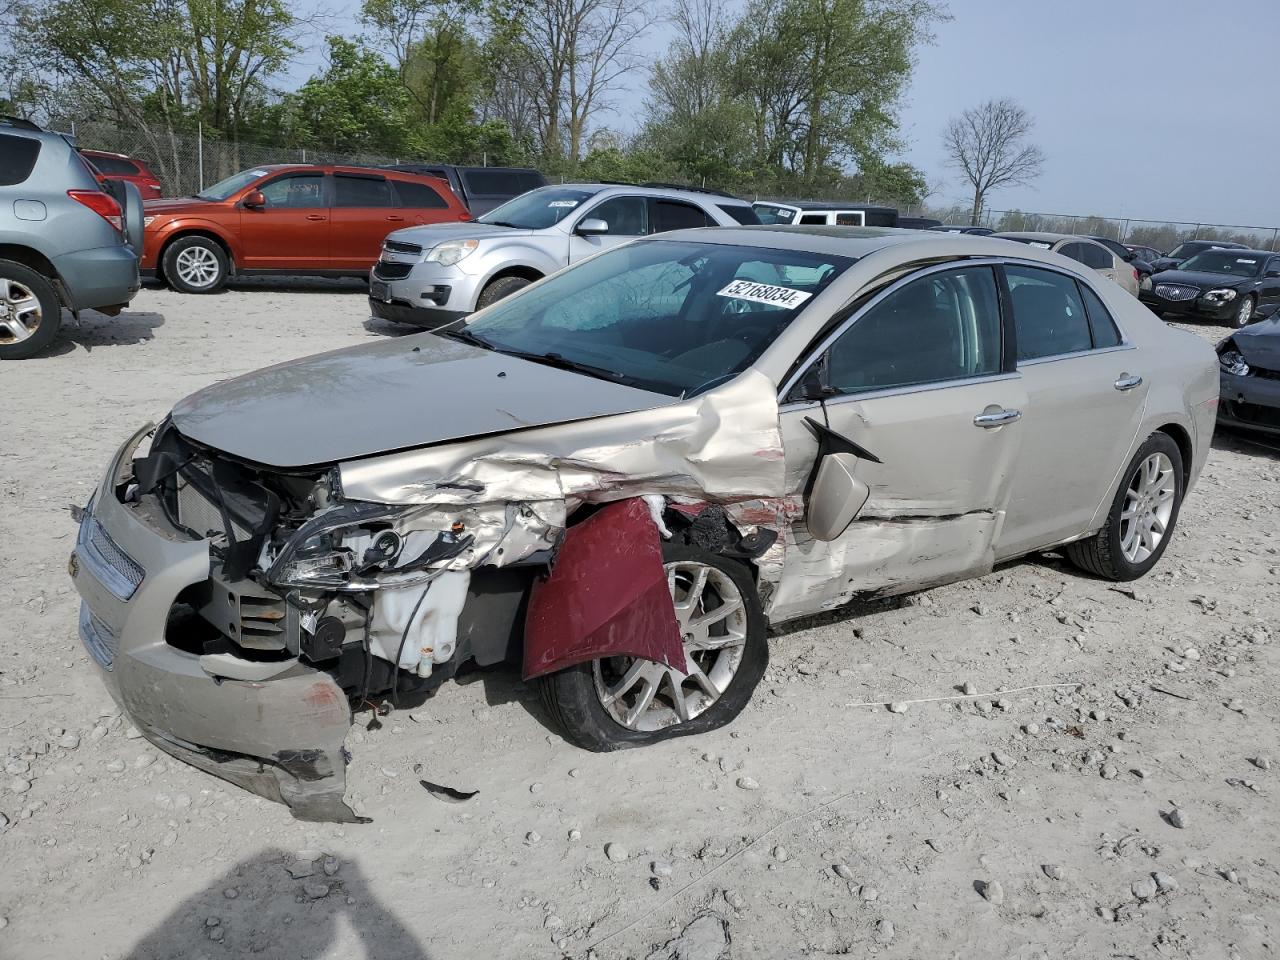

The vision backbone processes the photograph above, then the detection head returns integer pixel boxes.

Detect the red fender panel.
[523,498,686,680]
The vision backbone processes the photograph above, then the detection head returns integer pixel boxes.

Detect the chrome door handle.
[305,214,327,221]
[973,408,1022,428]
[1114,374,1143,391]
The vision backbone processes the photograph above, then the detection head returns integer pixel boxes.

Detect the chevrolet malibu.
[70,227,1218,821]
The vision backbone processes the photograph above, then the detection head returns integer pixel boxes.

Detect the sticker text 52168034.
[716,279,812,309]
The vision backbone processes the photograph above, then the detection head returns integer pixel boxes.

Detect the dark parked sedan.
[1217,318,1280,435]
[1150,239,1247,273]
[1140,249,1280,327]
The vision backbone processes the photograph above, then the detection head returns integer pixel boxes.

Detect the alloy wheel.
[592,561,749,731]
[1119,451,1176,564]
[0,278,42,344]
[1236,297,1252,327]
[174,246,220,288]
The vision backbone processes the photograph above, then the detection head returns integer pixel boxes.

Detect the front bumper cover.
[1218,369,1280,436]
[69,425,363,822]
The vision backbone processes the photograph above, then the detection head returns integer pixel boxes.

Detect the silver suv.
[0,117,142,359]
[368,183,759,327]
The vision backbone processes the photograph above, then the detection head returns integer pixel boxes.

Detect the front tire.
[538,542,768,751]
[1232,294,1255,329]
[163,236,228,294]
[475,275,531,310]
[1065,432,1184,581]
[0,260,61,360]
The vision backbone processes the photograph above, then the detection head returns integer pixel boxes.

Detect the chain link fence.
[61,119,1280,253]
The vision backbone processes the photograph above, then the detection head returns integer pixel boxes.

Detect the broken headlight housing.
[1219,348,1250,377]
[266,502,476,591]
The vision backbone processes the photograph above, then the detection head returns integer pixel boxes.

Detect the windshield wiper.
[500,348,632,384]
[479,220,520,229]
[434,326,495,350]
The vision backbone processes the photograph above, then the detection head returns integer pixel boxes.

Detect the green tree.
[268,36,417,154]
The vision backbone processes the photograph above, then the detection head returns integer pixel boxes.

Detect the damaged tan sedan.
[70,227,1218,821]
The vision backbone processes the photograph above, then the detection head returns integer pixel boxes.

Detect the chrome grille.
[384,239,422,255]
[77,509,144,600]
[1155,283,1200,302]
[177,478,251,542]
[79,601,119,669]
[373,260,413,280]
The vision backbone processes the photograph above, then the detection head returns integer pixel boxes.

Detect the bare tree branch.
[942,97,1044,225]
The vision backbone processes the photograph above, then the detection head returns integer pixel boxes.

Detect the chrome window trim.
[1018,343,1136,366]
[821,372,1021,407]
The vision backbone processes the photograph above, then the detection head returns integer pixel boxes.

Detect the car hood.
[1152,269,1255,289]
[170,335,676,469]
[1230,317,1280,366]
[143,197,224,215]
[386,222,535,247]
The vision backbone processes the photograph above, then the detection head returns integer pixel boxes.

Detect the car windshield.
[451,239,852,397]
[196,168,271,201]
[1177,251,1264,277]
[752,203,797,224]
[476,187,598,229]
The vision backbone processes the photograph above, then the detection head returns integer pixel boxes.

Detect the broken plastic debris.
[420,780,479,803]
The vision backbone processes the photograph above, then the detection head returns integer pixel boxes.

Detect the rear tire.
[0,260,61,360]
[538,542,768,751]
[163,236,228,294]
[1065,432,1184,581]
[475,275,531,310]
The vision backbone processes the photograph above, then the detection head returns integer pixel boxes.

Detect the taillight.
[68,189,123,232]
[1133,268,1140,283]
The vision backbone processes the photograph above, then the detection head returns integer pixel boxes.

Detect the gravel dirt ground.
[1,281,1277,960]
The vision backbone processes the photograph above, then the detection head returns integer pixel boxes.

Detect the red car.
[81,149,164,199]
[140,164,472,293]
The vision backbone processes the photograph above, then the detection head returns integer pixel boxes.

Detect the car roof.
[554,183,752,206]
[753,199,898,213]
[640,224,1004,257]
[1182,248,1277,258]
[994,231,1097,243]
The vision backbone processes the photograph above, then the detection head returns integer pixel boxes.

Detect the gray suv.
[368,183,760,327]
[0,117,141,359]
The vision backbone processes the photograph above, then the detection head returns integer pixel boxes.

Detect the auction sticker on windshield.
[717,279,812,308]
[548,200,579,208]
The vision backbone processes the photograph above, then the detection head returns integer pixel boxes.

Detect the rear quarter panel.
[1085,290,1217,530]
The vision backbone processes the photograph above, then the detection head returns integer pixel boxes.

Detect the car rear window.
[0,134,41,186]
[462,169,543,196]
[394,180,448,209]
[85,154,140,176]
[717,203,760,225]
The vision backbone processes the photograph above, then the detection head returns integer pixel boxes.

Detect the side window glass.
[1080,243,1112,270]
[834,212,863,226]
[258,175,325,209]
[585,196,648,235]
[1006,265,1093,360]
[799,213,827,225]
[652,200,713,233]
[825,266,1002,394]
[1080,284,1122,348]
[393,180,447,209]
[1058,242,1088,265]
[334,175,393,208]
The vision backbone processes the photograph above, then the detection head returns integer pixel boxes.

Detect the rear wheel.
[1065,432,1184,581]
[1232,294,1255,329]
[0,260,61,360]
[476,275,531,310]
[538,542,768,751]
[163,236,228,294]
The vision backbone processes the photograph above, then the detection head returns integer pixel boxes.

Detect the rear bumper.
[53,244,140,312]
[69,425,361,822]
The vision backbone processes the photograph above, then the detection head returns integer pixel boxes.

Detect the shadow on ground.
[30,308,167,357]
[126,849,430,960]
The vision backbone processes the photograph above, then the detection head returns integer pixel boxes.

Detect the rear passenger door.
[995,264,1149,558]
[329,173,401,268]
[568,195,650,263]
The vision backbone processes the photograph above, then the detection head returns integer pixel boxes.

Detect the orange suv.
[141,164,472,293]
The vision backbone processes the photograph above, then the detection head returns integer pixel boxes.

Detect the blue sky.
[299,0,1280,226]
